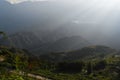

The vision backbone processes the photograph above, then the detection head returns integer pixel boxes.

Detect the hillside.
[0,45,120,80]
[0,32,90,55]
[0,45,51,80]
[49,36,90,52]
[0,32,43,50]
[9,32,43,49]
[40,45,116,62]
[33,36,90,54]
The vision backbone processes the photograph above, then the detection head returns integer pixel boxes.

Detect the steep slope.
[0,31,90,55]
[48,36,90,52]
[0,32,42,50]
[32,36,90,54]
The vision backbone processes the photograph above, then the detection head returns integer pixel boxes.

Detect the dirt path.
[10,70,52,80]
[27,73,51,80]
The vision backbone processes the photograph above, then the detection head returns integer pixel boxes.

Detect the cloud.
[6,0,55,4]
[72,20,97,24]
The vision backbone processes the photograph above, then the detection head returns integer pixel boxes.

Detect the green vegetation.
[0,45,120,80]
[0,32,120,80]
[0,46,34,80]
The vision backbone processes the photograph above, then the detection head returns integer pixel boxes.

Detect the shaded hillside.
[49,36,90,52]
[0,32,90,55]
[0,32,43,50]
[40,45,116,62]
[33,36,90,54]
[9,32,43,49]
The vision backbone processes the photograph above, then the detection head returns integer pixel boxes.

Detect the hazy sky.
[1,0,120,38]
[1,0,120,48]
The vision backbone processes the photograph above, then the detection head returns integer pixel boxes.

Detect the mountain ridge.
[40,45,117,62]
[0,31,90,55]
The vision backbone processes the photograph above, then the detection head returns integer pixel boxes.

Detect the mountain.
[0,31,90,55]
[30,36,91,54]
[40,45,116,62]
[0,32,43,50]
[2,0,120,49]
[65,45,116,60]
[48,36,90,52]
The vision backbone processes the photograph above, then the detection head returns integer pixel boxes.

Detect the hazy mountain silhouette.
[1,0,120,50]
[0,31,90,55]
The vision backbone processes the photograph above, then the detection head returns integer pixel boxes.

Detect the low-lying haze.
[1,0,120,49]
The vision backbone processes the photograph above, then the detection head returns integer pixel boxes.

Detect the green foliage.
[0,34,120,80]
[6,74,24,80]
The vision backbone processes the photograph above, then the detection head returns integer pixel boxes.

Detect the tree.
[57,61,84,73]
[0,31,15,48]
[86,62,93,74]
[0,31,7,39]
[93,60,106,71]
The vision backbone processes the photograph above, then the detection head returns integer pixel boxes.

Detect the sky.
[1,0,120,47]
[1,0,120,32]
[6,0,56,4]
